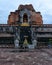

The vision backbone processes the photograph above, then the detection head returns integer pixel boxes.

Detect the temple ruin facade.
[0,4,52,48]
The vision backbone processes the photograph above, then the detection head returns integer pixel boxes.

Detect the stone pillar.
[30,27,37,49]
[14,39,19,48]
[32,39,37,48]
[14,32,20,48]
[14,26,20,48]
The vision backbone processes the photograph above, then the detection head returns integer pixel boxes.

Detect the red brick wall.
[8,4,43,25]
[8,11,19,25]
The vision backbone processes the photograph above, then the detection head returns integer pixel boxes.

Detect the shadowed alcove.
[23,13,28,23]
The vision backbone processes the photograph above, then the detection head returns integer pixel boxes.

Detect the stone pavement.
[0,48,52,65]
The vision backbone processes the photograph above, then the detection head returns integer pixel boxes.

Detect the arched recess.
[19,9,31,23]
[23,13,28,23]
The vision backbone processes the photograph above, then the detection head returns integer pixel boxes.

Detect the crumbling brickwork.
[8,4,43,25]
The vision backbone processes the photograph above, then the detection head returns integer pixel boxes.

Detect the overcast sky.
[0,0,52,24]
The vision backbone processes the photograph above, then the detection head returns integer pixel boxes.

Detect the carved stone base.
[14,39,19,48]
[28,40,37,49]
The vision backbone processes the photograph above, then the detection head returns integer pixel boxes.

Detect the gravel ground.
[0,48,52,65]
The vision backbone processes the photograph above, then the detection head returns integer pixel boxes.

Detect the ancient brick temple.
[8,4,43,25]
[0,4,52,48]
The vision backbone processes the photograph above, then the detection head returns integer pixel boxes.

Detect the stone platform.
[0,48,52,65]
